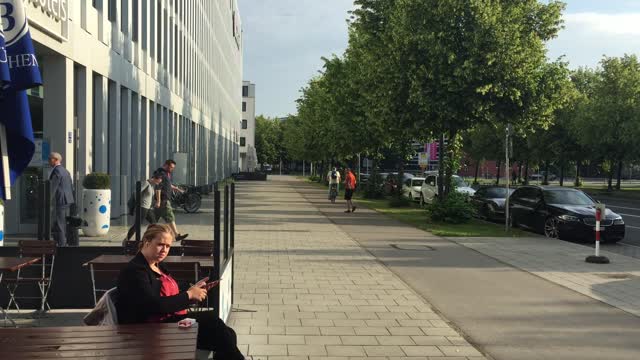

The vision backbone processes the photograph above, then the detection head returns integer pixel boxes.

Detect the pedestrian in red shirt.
[344,168,357,213]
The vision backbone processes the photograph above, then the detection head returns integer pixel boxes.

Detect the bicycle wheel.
[183,193,202,213]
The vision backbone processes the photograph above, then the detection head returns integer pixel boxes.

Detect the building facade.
[240,81,256,171]
[6,0,243,234]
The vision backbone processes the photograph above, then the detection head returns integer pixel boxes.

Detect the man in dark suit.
[49,152,74,247]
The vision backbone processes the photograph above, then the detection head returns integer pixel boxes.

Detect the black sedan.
[510,186,625,243]
[470,186,515,221]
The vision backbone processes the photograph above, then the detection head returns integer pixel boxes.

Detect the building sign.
[25,0,69,41]
[418,152,429,167]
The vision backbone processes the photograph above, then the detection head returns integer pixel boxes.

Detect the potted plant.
[82,173,111,236]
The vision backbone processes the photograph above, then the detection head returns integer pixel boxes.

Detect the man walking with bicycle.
[155,159,189,241]
[326,167,341,203]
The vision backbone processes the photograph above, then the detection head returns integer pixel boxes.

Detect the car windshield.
[484,187,513,198]
[412,179,424,187]
[452,176,468,188]
[543,190,594,205]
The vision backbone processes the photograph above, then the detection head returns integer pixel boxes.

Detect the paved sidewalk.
[232,177,487,359]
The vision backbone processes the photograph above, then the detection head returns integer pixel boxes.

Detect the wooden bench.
[0,323,198,359]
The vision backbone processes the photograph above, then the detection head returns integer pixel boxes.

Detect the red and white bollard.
[586,203,610,264]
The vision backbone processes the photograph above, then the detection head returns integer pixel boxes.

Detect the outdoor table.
[0,257,41,327]
[0,323,198,359]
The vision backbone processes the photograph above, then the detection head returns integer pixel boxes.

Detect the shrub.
[83,173,111,189]
[426,191,475,224]
[308,175,321,182]
[388,196,411,208]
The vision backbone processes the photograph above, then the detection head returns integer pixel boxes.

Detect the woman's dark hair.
[164,159,177,166]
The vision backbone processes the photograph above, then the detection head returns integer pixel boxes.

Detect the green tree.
[255,115,283,166]
[388,0,566,199]
[575,55,640,190]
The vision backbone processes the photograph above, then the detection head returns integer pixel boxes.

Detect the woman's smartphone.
[204,278,222,290]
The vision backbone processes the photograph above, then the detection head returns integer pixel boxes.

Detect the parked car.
[420,174,476,205]
[262,164,273,173]
[529,172,556,182]
[383,172,414,195]
[509,186,625,242]
[470,186,515,221]
[402,177,425,202]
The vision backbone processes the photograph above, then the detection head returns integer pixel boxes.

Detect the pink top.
[147,273,188,322]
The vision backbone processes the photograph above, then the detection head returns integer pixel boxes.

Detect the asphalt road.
[586,196,640,259]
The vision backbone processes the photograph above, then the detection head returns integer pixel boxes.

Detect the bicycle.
[171,186,202,213]
[329,183,338,203]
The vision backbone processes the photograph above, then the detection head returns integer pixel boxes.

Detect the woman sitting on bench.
[116,224,248,360]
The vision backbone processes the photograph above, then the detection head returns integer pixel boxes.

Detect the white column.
[108,82,122,216]
[75,66,93,176]
[140,97,150,177]
[43,56,74,175]
[93,75,108,172]
[120,88,132,185]
[131,93,141,181]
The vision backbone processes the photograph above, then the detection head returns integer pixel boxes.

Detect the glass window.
[242,86,249,97]
[426,176,436,186]
[242,102,246,112]
[108,0,116,21]
[543,190,594,205]
[242,119,247,129]
[121,0,128,34]
[240,137,246,147]
[132,0,138,41]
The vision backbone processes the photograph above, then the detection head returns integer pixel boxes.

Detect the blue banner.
[0,0,42,200]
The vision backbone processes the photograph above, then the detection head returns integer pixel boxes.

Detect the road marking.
[618,213,640,218]
[607,205,640,211]
[619,242,640,249]
[627,225,640,230]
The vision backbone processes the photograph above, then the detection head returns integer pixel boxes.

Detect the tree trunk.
[559,162,565,187]
[543,160,550,185]
[473,160,480,185]
[518,162,523,184]
[523,160,529,185]
[616,160,623,190]
[437,134,445,201]
[444,129,459,196]
[574,160,581,187]
[496,159,502,185]
[607,167,614,192]
[396,160,405,198]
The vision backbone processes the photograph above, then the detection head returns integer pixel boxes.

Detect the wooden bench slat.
[0,333,196,346]
[0,346,197,358]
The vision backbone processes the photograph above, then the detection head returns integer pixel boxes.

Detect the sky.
[238,0,640,118]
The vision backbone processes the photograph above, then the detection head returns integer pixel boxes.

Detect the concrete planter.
[82,189,111,237]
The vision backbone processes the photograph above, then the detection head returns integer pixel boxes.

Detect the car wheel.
[544,217,560,239]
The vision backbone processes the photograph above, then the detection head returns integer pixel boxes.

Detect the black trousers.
[166,311,244,359]
[52,205,70,247]
[125,207,157,240]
